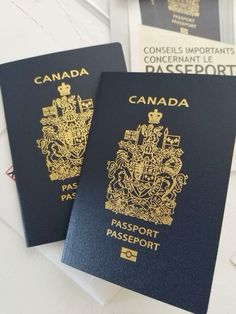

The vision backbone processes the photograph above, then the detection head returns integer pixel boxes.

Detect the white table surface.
[0,1,236,313]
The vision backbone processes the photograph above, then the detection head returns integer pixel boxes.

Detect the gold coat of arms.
[105,109,188,226]
[168,0,200,17]
[37,82,93,181]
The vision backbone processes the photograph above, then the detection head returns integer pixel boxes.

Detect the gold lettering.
[152,230,159,238]
[128,235,134,243]
[147,96,157,105]
[60,192,76,202]
[116,220,122,228]
[43,75,52,83]
[61,182,78,192]
[70,69,79,77]
[137,96,146,104]
[128,95,189,108]
[110,219,159,238]
[129,96,137,103]
[117,232,123,240]
[146,229,153,237]
[153,242,160,251]
[132,225,139,232]
[146,241,154,250]
[61,71,70,79]
[72,182,78,189]
[157,97,167,106]
[139,239,147,247]
[179,98,189,107]
[80,68,89,76]
[107,228,112,236]
[111,219,117,226]
[168,98,178,106]
[106,226,161,251]
[34,77,42,84]
[33,68,90,85]
[62,185,67,192]
[51,73,61,81]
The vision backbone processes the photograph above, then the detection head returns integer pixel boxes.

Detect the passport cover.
[62,73,236,314]
[139,0,220,41]
[0,129,121,304]
[0,43,126,247]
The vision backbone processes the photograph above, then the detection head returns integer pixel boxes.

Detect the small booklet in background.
[0,43,126,247]
[139,0,235,43]
[62,73,236,314]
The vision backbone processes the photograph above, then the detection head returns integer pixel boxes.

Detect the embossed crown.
[57,82,71,96]
[148,109,163,124]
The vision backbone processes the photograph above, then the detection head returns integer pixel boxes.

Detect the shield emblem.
[131,161,159,198]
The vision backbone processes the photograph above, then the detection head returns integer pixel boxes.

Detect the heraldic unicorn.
[37,82,93,181]
[105,109,188,226]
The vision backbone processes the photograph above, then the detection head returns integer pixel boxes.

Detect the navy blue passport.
[0,44,126,247]
[62,73,236,314]
[139,0,220,41]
